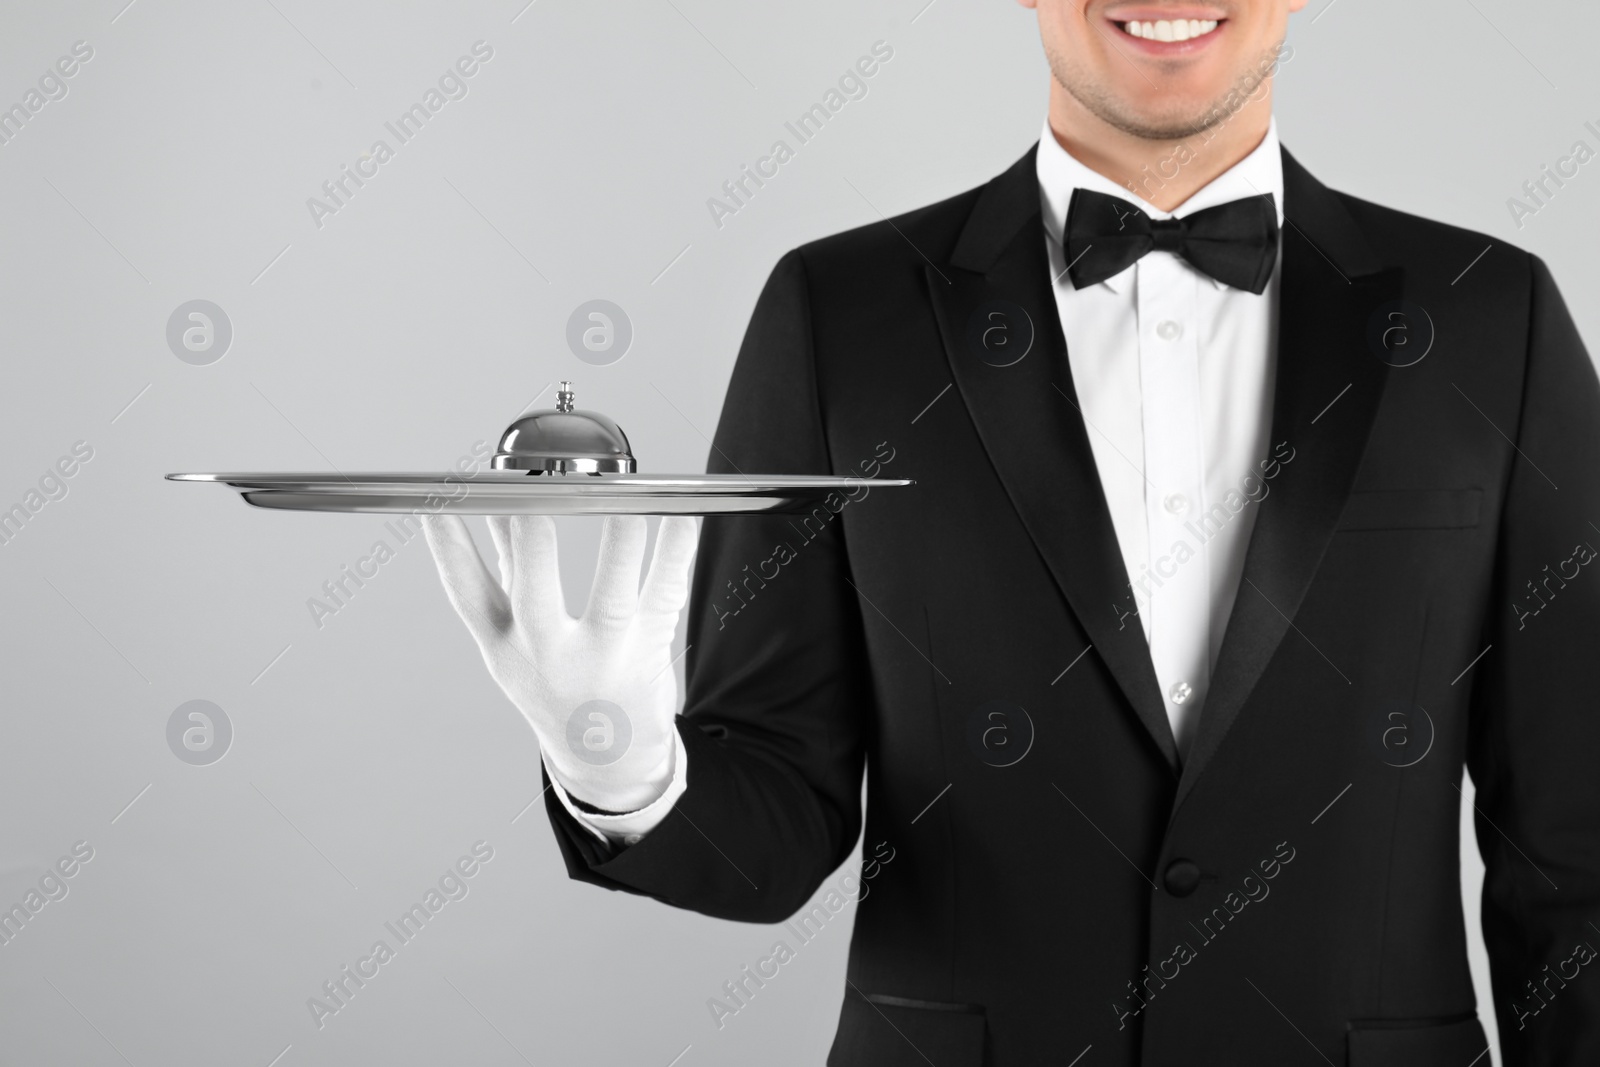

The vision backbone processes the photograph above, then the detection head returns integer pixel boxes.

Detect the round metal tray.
[165,472,912,515]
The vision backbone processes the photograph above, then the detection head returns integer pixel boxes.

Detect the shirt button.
[1169,681,1193,705]
[1156,320,1184,341]
[1163,492,1189,515]
[623,834,642,846]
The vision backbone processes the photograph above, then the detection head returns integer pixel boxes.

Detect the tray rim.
[166,472,914,514]
[166,472,912,490]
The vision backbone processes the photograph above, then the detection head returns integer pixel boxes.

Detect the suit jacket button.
[1163,859,1202,897]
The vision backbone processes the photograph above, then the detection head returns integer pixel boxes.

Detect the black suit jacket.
[546,144,1600,1066]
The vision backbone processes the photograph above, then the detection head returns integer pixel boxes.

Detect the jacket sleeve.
[542,249,872,923]
[1468,255,1600,1062]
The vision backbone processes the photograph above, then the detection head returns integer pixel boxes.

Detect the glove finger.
[584,515,648,627]
[638,516,699,619]
[486,515,515,594]
[508,515,566,627]
[421,515,510,646]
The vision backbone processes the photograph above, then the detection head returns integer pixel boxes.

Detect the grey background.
[1,1,1595,1063]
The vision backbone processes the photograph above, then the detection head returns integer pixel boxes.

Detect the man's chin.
[1087,96,1231,143]
[1052,62,1236,143]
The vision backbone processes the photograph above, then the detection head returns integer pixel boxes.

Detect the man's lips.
[1107,14,1227,53]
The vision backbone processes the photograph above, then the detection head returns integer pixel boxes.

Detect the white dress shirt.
[1038,118,1284,756]
[556,121,1287,842]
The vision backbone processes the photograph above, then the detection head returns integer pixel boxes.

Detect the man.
[423,0,1600,1062]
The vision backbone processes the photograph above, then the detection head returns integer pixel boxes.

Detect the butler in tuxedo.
[423,0,1600,1063]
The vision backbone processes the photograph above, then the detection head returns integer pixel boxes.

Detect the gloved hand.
[421,514,699,812]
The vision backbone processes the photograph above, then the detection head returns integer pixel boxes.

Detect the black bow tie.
[1063,188,1280,294]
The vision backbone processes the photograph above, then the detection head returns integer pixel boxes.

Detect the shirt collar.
[1036,116,1284,293]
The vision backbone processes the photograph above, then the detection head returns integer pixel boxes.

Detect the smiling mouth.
[1113,18,1224,42]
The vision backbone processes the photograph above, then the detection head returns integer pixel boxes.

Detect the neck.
[1045,80,1274,213]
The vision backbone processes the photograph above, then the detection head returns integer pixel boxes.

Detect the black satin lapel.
[927,215,1179,772]
[1173,150,1404,810]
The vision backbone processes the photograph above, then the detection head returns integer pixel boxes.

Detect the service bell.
[490,381,636,474]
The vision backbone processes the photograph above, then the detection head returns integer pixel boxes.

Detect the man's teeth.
[1122,18,1220,42]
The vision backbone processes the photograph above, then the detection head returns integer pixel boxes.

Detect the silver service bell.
[490,381,636,474]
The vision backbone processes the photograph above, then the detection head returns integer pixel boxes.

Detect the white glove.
[421,514,698,813]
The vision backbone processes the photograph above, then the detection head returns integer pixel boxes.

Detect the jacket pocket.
[828,989,986,1067]
[1336,489,1483,531]
[1346,1013,1489,1066]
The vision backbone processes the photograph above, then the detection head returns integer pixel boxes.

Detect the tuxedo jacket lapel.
[1173,149,1404,810]
[926,146,1181,773]
[926,144,1404,792]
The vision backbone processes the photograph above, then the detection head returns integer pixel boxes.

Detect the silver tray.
[165,472,912,515]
